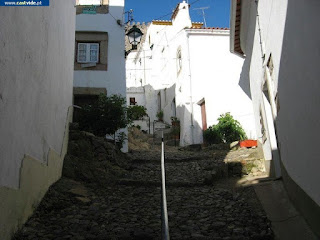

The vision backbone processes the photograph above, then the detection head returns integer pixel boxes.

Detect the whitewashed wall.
[276,0,320,207]
[126,87,146,106]
[187,30,256,143]
[74,0,125,96]
[0,0,75,188]
[74,0,128,152]
[126,51,143,88]
[126,1,256,146]
[239,0,287,171]
[233,1,320,234]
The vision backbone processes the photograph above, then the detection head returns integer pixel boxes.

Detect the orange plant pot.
[239,140,257,148]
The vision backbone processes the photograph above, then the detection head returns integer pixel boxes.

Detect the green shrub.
[170,117,180,138]
[127,105,147,122]
[156,110,164,121]
[216,113,247,143]
[78,93,128,139]
[203,113,247,145]
[131,124,141,130]
[203,125,223,144]
[115,131,128,149]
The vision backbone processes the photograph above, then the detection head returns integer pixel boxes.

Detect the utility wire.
[153,0,203,21]
[154,12,173,21]
[190,0,201,5]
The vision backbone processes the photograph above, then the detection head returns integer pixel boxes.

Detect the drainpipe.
[186,33,194,144]
[255,0,266,60]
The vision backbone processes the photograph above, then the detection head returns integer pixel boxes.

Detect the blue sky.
[124,0,231,28]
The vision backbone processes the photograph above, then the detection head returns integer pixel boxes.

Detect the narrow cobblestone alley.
[13,129,273,240]
[3,1,320,239]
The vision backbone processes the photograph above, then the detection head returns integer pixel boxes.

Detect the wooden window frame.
[129,97,136,106]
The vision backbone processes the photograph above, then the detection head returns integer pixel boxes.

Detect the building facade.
[0,1,76,238]
[230,0,320,237]
[74,0,128,151]
[126,1,256,144]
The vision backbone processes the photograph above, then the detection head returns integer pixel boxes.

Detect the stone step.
[131,157,218,164]
[153,128,172,138]
[150,138,178,146]
[118,179,208,187]
[153,121,170,128]
[226,158,266,176]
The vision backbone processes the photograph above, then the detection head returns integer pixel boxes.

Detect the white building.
[126,1,256,145]
[0,1,75,239]
[74,0,128,152]
[230,0,320,237]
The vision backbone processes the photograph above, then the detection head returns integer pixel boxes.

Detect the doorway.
[157,92,161,113]
[198,98,207,131]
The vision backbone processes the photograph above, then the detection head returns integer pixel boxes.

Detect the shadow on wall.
[161,83,177,123]
[132,82,254,146]
[128,82,204,144]
[275,0,320,237]
[144,83,206,146]
[141,84,177,123]
[238,56,252,99]
[237,3,258,99]
[176,104,203,146]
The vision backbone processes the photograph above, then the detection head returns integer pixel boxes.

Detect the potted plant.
[156,110,164,121]
[170,116,180,126]
[170,117,180,140]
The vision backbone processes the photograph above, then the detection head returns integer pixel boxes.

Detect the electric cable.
[153,0,203,21]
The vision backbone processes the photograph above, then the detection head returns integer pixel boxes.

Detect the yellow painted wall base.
[0,107,72,240]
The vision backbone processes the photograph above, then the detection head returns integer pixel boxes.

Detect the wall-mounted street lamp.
[126,25,143,50]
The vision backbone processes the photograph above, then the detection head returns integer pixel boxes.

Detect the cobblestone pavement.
[14,148,273,240]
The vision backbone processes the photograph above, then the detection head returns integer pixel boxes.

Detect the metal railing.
[161,131,170,240]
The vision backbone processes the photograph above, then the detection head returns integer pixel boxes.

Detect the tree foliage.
[203,125,223,144]
[156,110,164,121]
[203,113,247,144]
[127,105,148,122]
[170,117,180,138]
[78,94,128,138]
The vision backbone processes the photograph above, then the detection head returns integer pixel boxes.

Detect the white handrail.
[161,131,170,240]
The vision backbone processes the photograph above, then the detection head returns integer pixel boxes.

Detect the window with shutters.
[77,43,99,63]
[75,32,108,71]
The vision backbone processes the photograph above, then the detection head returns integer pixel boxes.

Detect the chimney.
[171,1,192,29]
